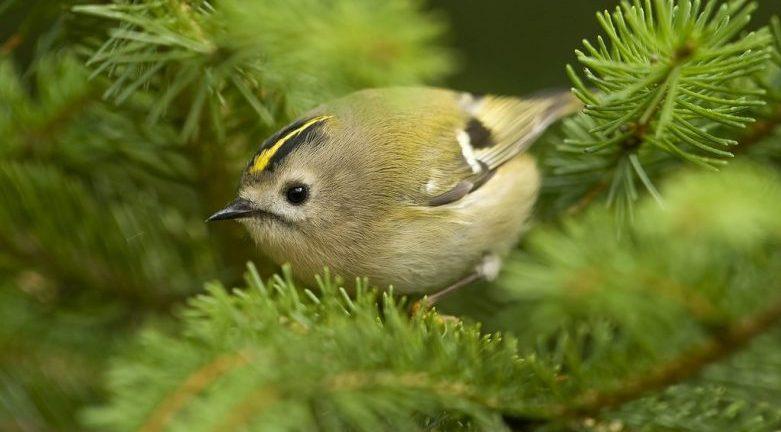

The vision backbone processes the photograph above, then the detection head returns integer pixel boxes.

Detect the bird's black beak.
[207,198,258,222]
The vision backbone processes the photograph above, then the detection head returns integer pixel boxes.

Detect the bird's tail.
[530,88,585,121]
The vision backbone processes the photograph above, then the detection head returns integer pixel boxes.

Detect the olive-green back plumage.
[299,87,579,206]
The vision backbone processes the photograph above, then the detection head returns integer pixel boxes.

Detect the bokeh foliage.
[2,0,781,431]
[1,0,451,429]
[89,165,781,432]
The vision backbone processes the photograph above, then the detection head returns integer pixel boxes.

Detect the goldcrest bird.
[208,87,579,301]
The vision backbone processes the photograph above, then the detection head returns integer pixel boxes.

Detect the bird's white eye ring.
[284,183,309,205]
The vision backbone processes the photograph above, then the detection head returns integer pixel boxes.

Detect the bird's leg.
[412,254,502,313]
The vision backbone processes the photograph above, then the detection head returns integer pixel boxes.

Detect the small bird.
[209,87,579,302]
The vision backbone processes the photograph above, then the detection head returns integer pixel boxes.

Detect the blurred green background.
[431,1,781,93]
[2,1,781,431]
[3,1,780,93]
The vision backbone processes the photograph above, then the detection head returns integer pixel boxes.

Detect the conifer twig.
[0,33,22,54]
[568,298,781,415]
[565,181,608,216]
[564,102,781,217]
[558,0,774,217]
[139,351,252,432]
[551,296,781,421]
[734,106,781,155]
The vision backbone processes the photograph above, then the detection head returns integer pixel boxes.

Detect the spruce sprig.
[73,0,452,141]
[555,0,774,218]
[5,1,781,430]
[88,165,781,431]
[0,2,454,428]
[85,265,550,431]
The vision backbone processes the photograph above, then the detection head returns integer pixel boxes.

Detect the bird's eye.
[284,184,309,205]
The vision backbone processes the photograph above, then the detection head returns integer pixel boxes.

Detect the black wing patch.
[426,91,581,207]
[464,118,495,149]
[470,92,580,170]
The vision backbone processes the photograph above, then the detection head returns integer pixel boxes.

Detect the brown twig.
[213,387,280,431]
[556,297,781,419]
[565,181,609,216]
[1,34,22,54]
[733,105,781,155]
[565,104,781,217]
[504,298,781,430]
[139,351,251,432]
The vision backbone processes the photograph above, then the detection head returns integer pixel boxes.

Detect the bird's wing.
[460,91,580,171]
[427,90,581,206]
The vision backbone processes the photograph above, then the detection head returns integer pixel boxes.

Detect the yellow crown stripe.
[249,115,333,174]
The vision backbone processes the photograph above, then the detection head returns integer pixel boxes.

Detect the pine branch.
[546,0,775,219]
[85,267,534,431]
[0,162,212,303]
[70,0,455,282]
[138,352,251,432]
[0,33,22,54]
[492,161,781,428]
[552,294,781,419]
[89,164,781,431]
[73,0,453,139]
[734,104,781,154]
[5,1,781,431]
[0,277,138,432]
[593,328,781,432]
[561,101,781,217]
